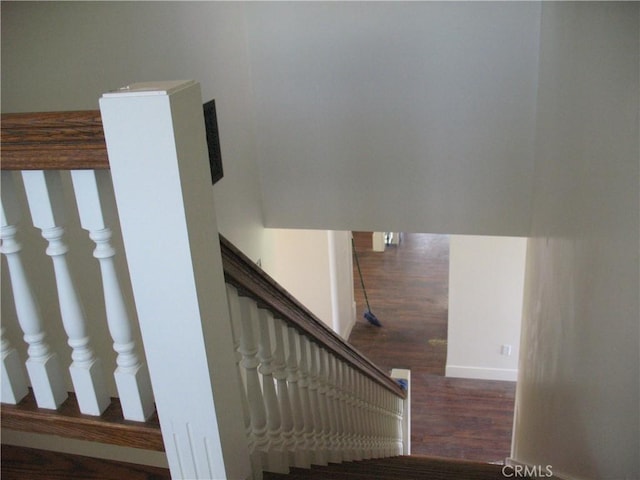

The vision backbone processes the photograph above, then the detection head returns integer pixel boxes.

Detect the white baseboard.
[340,307,356,341]
[445,365,518,382]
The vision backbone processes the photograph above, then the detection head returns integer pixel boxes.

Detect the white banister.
[1,171,68,409]
[100,80,250,480]
[22,169,109,416]
[70,169,154,421]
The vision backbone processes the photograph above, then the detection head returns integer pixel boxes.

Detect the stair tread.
[0,444,170,480]
[264,456,522,480]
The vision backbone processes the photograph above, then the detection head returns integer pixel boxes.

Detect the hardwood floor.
[349,232,516,464]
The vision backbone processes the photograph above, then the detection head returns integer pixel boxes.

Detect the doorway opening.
[348,231,523,464]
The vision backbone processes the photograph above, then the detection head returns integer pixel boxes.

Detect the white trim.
[445,365,518,382]
[341,311,356,341]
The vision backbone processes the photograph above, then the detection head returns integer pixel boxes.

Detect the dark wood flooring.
[349,232,516,464]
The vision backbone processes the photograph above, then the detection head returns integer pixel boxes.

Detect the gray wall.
[513,4,639,478]
[1,1,265,259]
[245,2,541,235]
[2,1,542,238]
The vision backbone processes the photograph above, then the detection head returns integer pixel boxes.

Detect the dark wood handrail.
[1,389,164,451]
[0,109,406,399]
[1,110,109,170]
[220,235,406,398]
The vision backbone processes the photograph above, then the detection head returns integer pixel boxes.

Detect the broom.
[351,236,382,327]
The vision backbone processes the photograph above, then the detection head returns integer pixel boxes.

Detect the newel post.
[100,81,250,480]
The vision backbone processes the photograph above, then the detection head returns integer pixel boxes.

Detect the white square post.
[100,81,251,480]
[391,368,411,455]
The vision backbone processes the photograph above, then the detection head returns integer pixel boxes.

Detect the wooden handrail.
[1,389,164,451]
[0,109,406,399]
[220,235,406,399]
[1,110,109,170]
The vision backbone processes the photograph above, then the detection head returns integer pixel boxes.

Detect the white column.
[100,81,250,480]
[71,169,154,421]
[1,171,67,409]
[22,170,109,416]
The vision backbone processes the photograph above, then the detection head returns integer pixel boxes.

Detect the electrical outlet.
[501,344,512,356]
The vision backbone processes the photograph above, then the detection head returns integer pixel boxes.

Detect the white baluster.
[335,360,353,462]
[256,309,287,474]
[374,383,385,457]
[298,335,325,465]
[272,318,295,467]
[285,327,310,468]
[225,286,256,478]
[238,296,269,476]
[306,338,328,465]
[371,381,381,457]
[226,287,252,435]
[70,169,153,421]
[354,370,369,459]
[328,355,347,460]
[1,327,28,404]
[318,348,341,463]
[1,171,67,409]
[310,343,330,459]
[22,170,109,416]
[381,388,392,456]
[362,376,374,458]
[344,365,361,461]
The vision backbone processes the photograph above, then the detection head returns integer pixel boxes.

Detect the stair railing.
[1,80,408,480]
[221,236,407,477]
[1,111,154,421]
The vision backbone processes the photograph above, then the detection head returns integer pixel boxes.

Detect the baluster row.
[225,284,405,478]
[0,170,153,421]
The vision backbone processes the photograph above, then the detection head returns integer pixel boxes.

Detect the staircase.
[264,456,518,480]
[0,81,521,480]
[2,444,517,480]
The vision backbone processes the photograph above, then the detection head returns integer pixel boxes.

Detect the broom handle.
[351,237,373,312]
